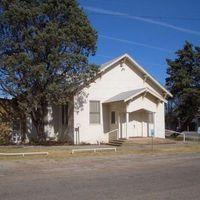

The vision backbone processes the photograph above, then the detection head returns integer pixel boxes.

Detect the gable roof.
[100,53,172,97]
[104,87,167,104]
[100,55,122,69]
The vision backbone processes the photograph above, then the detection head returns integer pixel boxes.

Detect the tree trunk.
[31,99,48,143]
[20,113,27,143]
[35,121,46,143]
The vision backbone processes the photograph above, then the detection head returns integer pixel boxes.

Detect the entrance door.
[132,110,154,137]
[119,112,126,138]
[109,111,118,141]
[132,111,143,137]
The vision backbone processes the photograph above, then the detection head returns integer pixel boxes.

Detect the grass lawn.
[0,142,200,161]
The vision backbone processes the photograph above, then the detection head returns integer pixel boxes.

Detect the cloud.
[84,6,200,36]
[100,34,173,53]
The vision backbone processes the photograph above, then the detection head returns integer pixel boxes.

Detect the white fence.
[71,147,117,154]
[0,152,49,157]
[165,129,200,143]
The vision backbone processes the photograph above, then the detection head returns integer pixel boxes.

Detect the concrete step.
[118,138,127,141]
[106,142,121,146]
[110,140,124,144]
[107,138,127,146]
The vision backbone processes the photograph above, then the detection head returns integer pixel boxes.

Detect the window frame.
[89,100,101,124]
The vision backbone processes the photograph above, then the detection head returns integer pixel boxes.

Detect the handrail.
[165,129,180,134]
[105,129,118,134]
[165,129,186,143]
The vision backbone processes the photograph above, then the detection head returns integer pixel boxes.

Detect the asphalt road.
[0,153,200,200]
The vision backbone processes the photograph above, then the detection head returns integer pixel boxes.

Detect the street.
[0,153,200,200]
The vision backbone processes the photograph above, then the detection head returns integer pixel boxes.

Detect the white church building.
[28,53,172,144]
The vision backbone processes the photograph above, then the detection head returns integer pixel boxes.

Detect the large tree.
[0,0,98,142]
[166,42,200,131]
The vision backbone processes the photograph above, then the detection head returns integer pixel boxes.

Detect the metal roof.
[104,87,167,103]
[104,88,146,103]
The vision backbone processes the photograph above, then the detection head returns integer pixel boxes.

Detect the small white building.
[28,53,172,144]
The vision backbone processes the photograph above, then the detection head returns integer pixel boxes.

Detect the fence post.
[183,133,185,143]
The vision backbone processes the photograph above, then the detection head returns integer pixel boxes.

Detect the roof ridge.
[100,53,127,70]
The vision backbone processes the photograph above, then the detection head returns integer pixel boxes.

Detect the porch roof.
[103,87,167,103]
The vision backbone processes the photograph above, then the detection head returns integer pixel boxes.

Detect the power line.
[100,34,173,53]
[88,13,200,21]
[135,16,200,21]
[85,7,200,36]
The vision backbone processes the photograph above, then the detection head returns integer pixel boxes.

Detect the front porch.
[102,88,166,142]
[103,105,156,141]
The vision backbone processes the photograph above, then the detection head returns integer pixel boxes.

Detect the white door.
[132,111,143,137]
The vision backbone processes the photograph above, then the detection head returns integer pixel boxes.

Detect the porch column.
[126,112,129,139]
[118,113,120,139]
[148,112,151,137]
[153,112,156,137]
[142,112,144,137]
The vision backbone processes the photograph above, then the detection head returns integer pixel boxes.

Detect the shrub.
[0,123,12,145]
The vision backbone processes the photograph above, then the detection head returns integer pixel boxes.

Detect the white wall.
[128,110,156,138]
[49,103,74,143]
[127,93,158,113]
[28,102,74,143]
[155,102,165,138]
[74,60,166,144]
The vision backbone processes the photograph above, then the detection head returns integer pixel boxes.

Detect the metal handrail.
[105,129,118,134]
[165,129,186,143]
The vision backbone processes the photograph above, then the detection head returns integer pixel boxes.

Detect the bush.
[0,123,12,145]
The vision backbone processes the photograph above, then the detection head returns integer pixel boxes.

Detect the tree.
[0,0,98,143]
[166,41,200,131]
[0,98,27,144]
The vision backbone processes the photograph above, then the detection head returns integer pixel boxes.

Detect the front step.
[106,142,121,146]
[107,138,126,146]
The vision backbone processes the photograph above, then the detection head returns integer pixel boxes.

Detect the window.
[198,118,200,126]
[111,111,116,124]
[89,101,100,124]
[62,103,68,125]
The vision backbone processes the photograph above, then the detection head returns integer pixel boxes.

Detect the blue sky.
[79,0,200,84]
